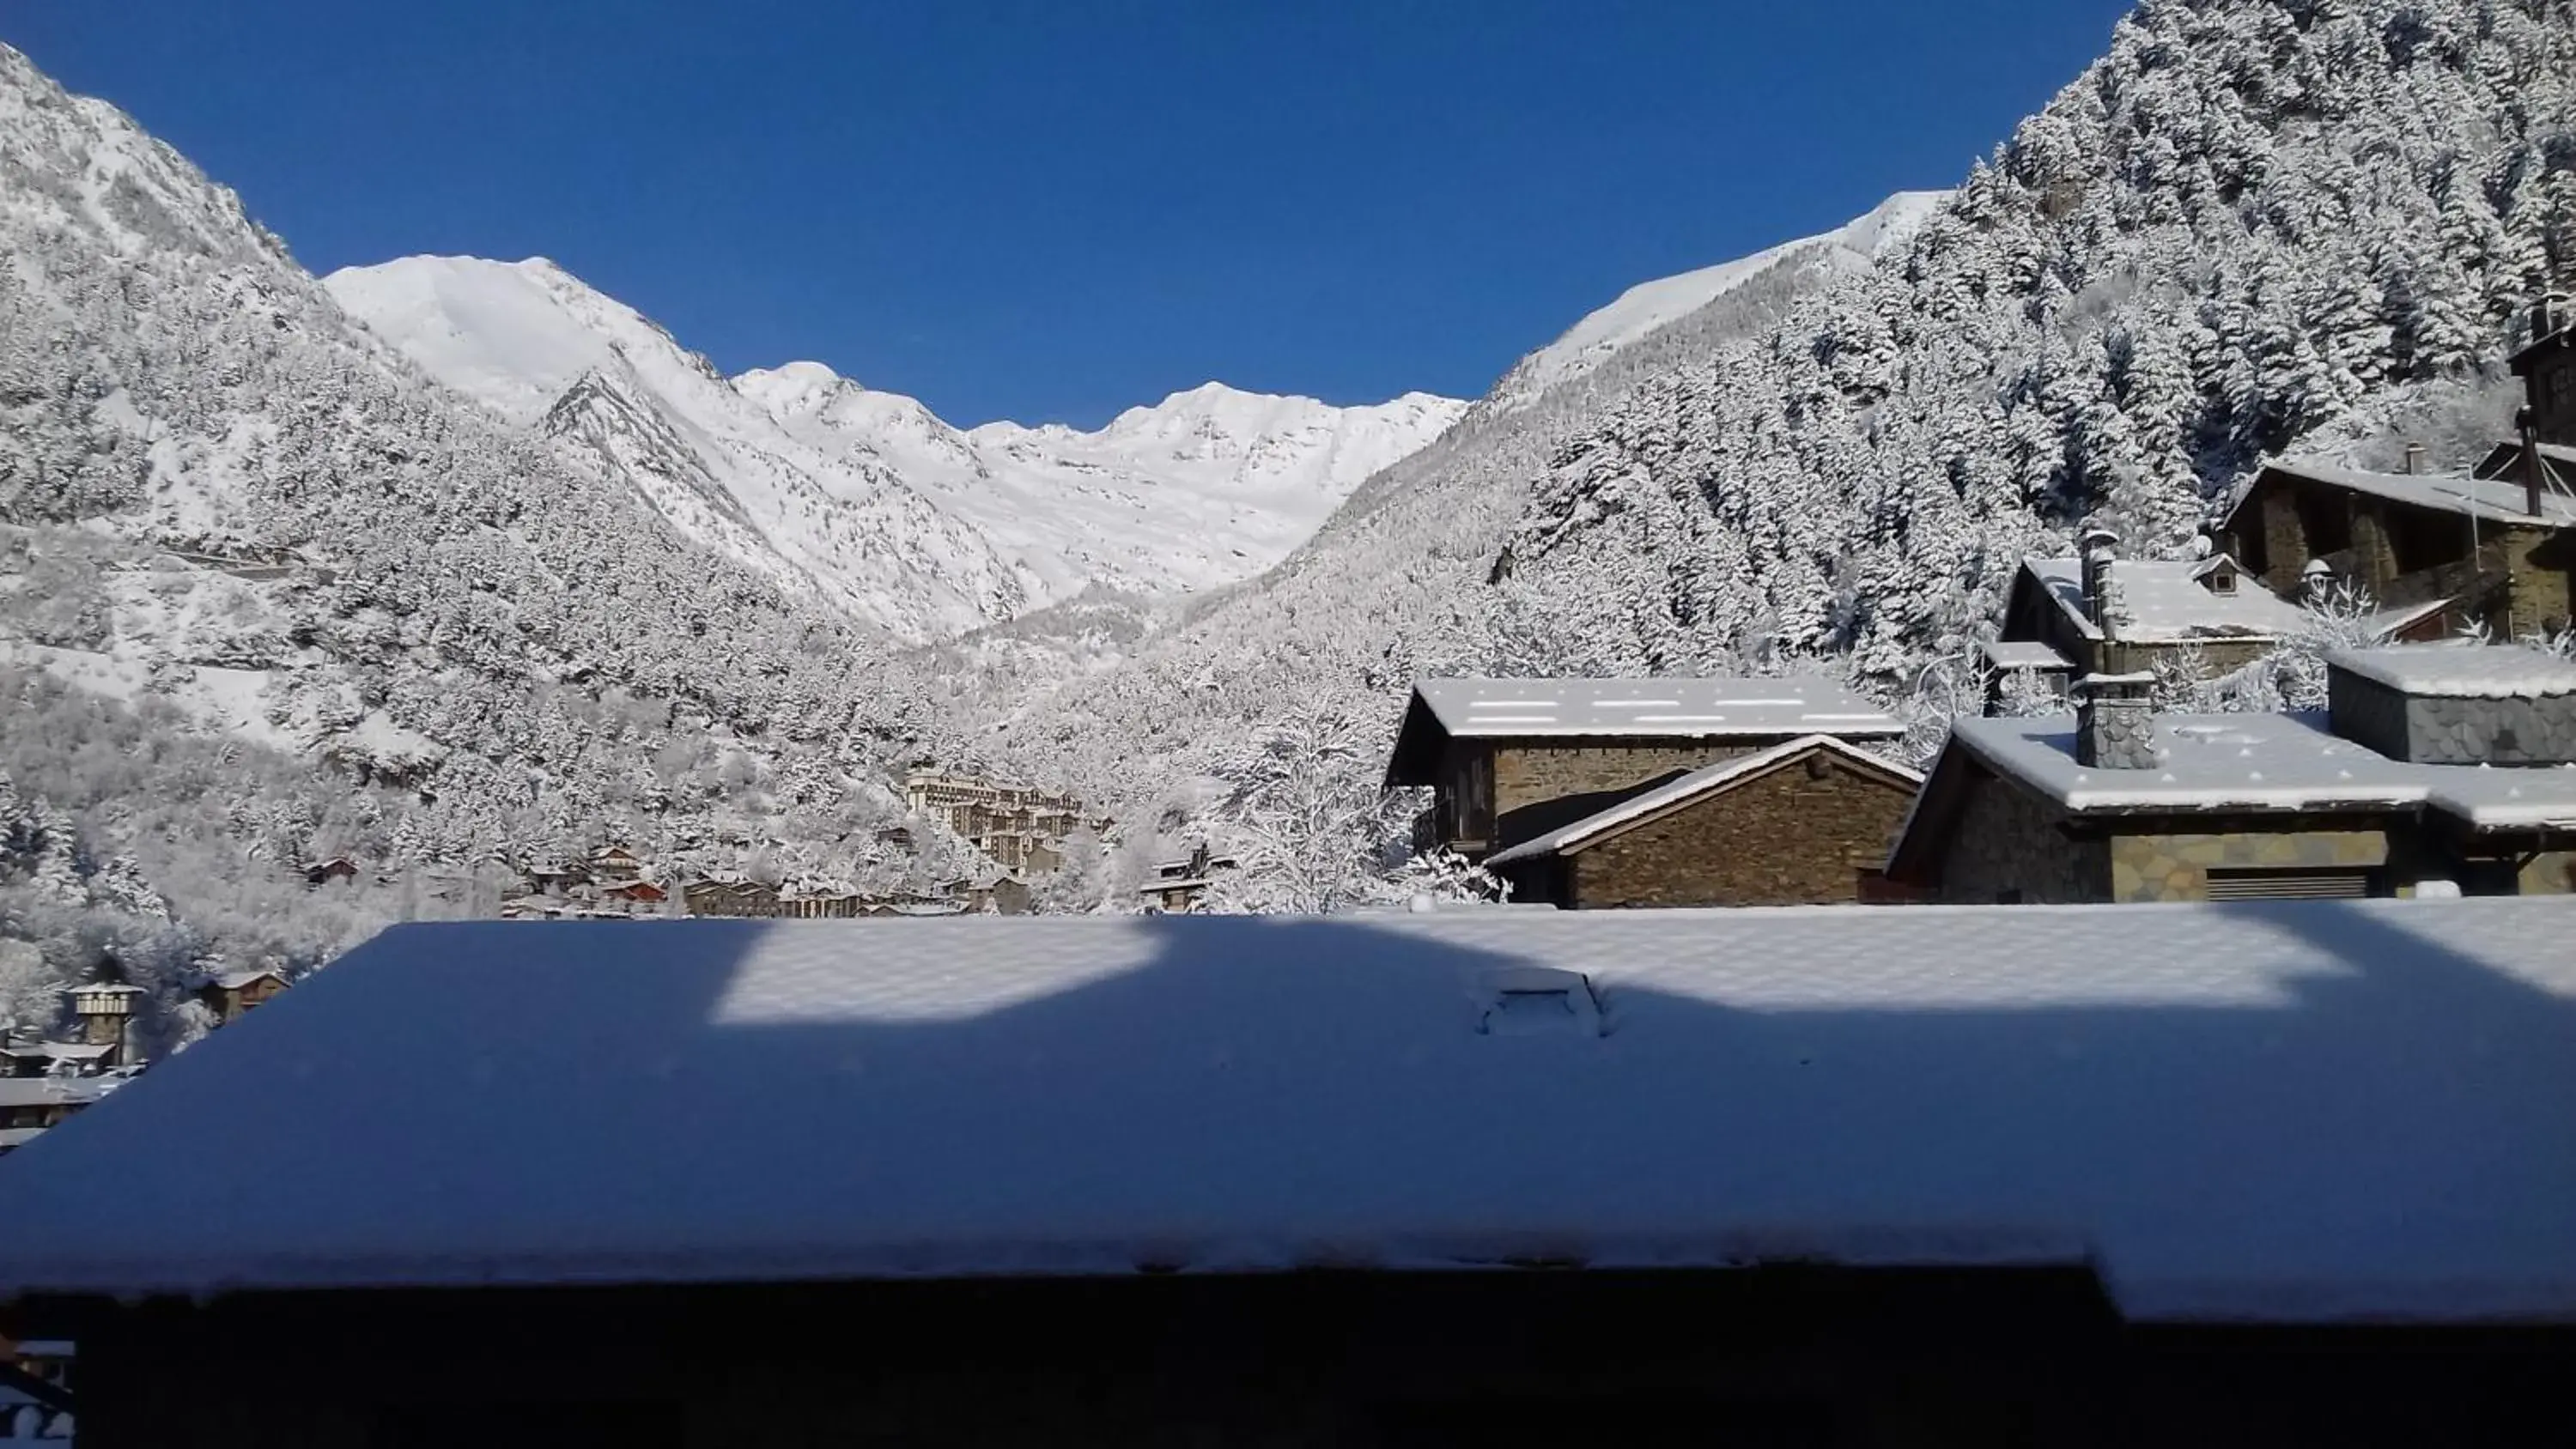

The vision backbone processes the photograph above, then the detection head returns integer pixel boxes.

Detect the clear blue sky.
[7,1,2135,427]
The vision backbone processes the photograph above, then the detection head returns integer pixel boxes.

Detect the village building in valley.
[1384,676,1905,872]
[1889,646,2576,904]
[1986,529,2321,706]
[2216,298,2576,641]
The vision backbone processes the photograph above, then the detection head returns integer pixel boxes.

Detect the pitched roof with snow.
[1935,712,2576,829]
[1388,676,1901,785]
[2239,458,2576,531]
[4,907,2576,1323]
[1484,736,1923,868]
[0,1078,114,1111]
[2017,556,2311,646]
[1980,640,2080,672]
[2326,644,2576,700]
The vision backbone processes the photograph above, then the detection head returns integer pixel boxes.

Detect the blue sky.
[8,1,2134,427]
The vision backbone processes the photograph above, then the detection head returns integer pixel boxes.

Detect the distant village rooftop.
[2018,555,2309,644]
[5,906,2576,1324]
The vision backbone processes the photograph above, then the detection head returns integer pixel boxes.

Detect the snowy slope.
[329,259,1466,632]
[325,257,1028,641]
[743,363,1466,600]
[1488,191,1948,412]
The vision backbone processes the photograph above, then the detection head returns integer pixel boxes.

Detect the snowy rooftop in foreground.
[1408,677,1904,740]
[2327,644,2576,700]
[1485,736,1921,867]
[1953,712,2576,828]
[3,906,2576,1323]
[2020,556,2309,645]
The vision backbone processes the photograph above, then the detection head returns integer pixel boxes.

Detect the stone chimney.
[2075,671,2161,771]
[2076,524,2120,631]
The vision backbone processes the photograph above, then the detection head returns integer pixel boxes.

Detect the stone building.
[9,906,2576,1444]
[1888,646,2576,903]
[1484,736,1923,909]
[682,876,781,919]
[903,768,1097,877]
[1988,530,2314,706]
[2221,299,2576,640]
[191,967,286,1026]
[1137,843,1238,914]
[1384,676,1905,864]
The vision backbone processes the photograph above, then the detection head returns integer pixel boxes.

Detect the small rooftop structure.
[6,906,2576,1324]
[1387,676,1901,787]
[2325,644,2576,768]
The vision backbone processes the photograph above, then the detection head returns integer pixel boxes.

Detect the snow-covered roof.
[0,1127,46,1149]
[204,967,284,991]
[1485,736,1922,867]
[2326,645,2576,700]
[6,907,2576,1323]
[0,1078,113,1110]
[2020,556,2310,645]
[1979,640,2078,672]
[0,1041,115,1064]
[1410,677,1902,742]
[1947,712,2576,828]
[2245,458,2576,530]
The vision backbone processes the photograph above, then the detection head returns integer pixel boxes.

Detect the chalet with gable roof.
[192,967,287,1026]
[1485,735,1923,909]
[2219,298,2576,639]
[1989,528,2318,706]
[1138,843,1238,913]
[1890,646,2576,904]
[1384,676,1905,864]
[8,904,2576,1442]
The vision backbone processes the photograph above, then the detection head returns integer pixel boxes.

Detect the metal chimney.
[2403,441,2426,476]
[2076,524,2120,630]
[2521,405,2546,518]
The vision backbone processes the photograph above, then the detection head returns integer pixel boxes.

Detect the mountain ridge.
[325,255,1467,639]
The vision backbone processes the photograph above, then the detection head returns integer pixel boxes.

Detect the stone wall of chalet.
[1935,777,2105,904]
[1566,756,1915,909]
[2108,827,2391,902]
[1493,743,1757,818]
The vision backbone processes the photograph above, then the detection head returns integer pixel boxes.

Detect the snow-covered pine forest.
[6,0,2576,1048]
[986,0,2576,888]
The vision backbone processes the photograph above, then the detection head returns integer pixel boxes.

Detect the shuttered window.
[2202,867,2377,901]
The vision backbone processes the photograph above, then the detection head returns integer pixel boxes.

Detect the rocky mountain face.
[326,256,1466,640]
[993,0,2576,845]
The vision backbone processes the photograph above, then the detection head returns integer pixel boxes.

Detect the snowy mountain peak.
[326,253,1465,634]
[1488,189,1953,412]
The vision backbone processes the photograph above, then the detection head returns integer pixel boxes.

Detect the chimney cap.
[2077,523,2120,550]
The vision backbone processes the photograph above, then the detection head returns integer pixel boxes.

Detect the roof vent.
[1474,967,1605,1038]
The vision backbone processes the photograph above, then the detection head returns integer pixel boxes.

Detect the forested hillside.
[0,45,970,1040]
[995,0,2576,890]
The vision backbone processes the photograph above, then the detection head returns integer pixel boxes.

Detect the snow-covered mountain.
[992,0,2576,855]
[325,258,1465,637]
[1486,191,1947,413]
